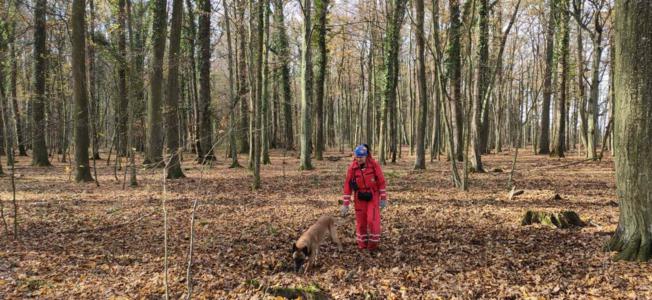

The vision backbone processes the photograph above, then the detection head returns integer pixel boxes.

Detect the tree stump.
[266,285,329,300]
[247,280,328,300]
[521,211,586,229]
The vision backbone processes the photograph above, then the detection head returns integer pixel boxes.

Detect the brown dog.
[292,216,343,272]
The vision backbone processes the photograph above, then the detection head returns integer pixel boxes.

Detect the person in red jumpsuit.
[341,144,387,251]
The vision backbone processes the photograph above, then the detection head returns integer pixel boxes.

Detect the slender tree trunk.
[248,0,264,187]
[605,0,652,261]
[71,0,93,182]
[225,0,241,168]
[539,0,555,155]
[272,0,294,151]
[446,0,464,161]
[237,0,250,154]
[587,12,604,160]
[197,0,215,163]
[146,0,166,166]
[299,0,314,170]
[165,0,186,179]
[413,0,427,169]
[609,33,615,156]
[126,0,139,186]
[379,0,406,165]
[31,0,51,166]
[0,0,13,171]
[366,30,374,147]
[430,0,442,161]
[551,0,569,158]
[88,0,101,160]
[573,0,589,156]
[116,0,129,157]
[471,0,489,172]
[185,0,200,157]
[7,8,26,157]
[313,0,329,161]
[261,0,271,165]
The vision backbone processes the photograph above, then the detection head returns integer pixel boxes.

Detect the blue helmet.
[354,145,368,157]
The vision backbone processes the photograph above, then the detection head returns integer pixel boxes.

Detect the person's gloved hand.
[380,200,387,210]
[340,205,349,216]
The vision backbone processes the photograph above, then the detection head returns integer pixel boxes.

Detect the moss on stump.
[246,280,328,300]
[521,210,586,229]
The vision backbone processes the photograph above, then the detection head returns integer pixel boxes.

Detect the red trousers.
[354,196,381,249]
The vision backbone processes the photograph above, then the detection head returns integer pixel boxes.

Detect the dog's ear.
[302,247,310,257]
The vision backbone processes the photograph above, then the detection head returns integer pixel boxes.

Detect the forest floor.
[1,147,651,299]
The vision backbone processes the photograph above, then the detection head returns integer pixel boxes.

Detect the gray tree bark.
[413,0,427,169]
[605,0,652,261]
[539,0,556,155]
[471,0,490,172]
[145,0,166,166]
[272,0,294,151]
[31,0,51,166]
[446,0,464,161]
[165,0,185,179]
[299,0,314,170]
[551,0,569,158]
[71,0,93,182]
[198,0,215,163]
[313,0,329,161]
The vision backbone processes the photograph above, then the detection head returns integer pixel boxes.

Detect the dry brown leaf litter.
[0,149,650,299]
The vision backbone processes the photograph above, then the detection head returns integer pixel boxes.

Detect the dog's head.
[292,243,310,272]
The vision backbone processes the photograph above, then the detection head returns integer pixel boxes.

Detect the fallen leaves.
[1,150,651,299]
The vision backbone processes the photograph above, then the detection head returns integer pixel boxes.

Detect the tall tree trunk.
[248,0,264,187]
[0,0,13,170]
[366,29,374,148]
[116,0,129,157]
[272,0,294,151]
[88,0,101,160]
[71,0,93,182]
[573,0,589,156]
[587,9,605,160]
[471,0,489,172]
[225,0,241,168]
[165,0,186,179]
[146,0,166,166]
[313,0,328,161]
[379,0,406,165]
[126,0,140,186]
[299,0,314,170]
[446,0,464,161]
[31,0,51,166]
[197,0,215,163]
[261,0,271,165]
[551,0,569,158]
[413,0,427,169]
[605,0,652,261]
[539,0,556,155]
[185,0,200,157]
[430,0,442,161]
[491,29,503,154]
[237,0,250,154]
[608,33,615,156]
[7,6,26,157]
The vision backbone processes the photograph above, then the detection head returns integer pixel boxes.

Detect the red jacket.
[342,156,387,206]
